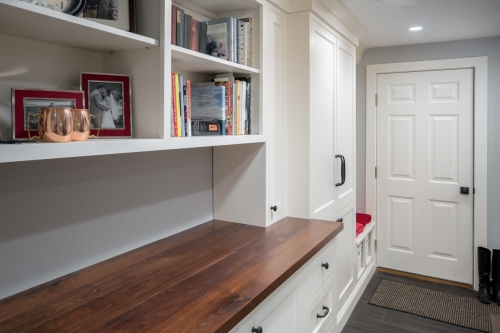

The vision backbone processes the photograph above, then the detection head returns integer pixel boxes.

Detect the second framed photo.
[81,72,132,138]
[82,0,136,33]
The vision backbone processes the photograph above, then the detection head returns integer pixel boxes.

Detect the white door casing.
[376,69,474,284]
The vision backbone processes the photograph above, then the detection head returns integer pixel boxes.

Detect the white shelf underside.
[0,1,159,53]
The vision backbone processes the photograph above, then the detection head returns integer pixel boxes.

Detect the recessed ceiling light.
[409,26,423,31]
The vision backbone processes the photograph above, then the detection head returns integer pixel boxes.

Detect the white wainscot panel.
[389,116,414,180]
[388,196,414,253]
[430,116,458,183]
[389,84,415,104]
[430,82,459,103]
[429,200,459,261]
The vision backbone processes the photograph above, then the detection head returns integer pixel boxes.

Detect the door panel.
[335,40,356,208]
[377,69,473,284]
[267,6,287,223]
[310,19,336,219]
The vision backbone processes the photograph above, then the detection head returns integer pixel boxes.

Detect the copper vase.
[72,109,99,141]
[28,108,73,143]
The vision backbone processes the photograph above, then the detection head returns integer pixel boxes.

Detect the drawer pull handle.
[252,327,263,333]
[317,305,330,318]
[322,262,329,269]
[336,218,343,223]
[271,205,277,212]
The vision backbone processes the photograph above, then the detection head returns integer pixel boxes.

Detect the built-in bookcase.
[0,0,266,164]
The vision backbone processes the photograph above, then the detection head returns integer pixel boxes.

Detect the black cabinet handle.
[460,187,469,195]
[335,154,346,187]
[322,262,329,269]
[252,327,263,333]
[336,218,343,223]
[317,305,330,318]
[270,205,277,212]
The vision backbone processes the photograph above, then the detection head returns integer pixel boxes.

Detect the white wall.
[356,36,500,250]
[0,148,213,300]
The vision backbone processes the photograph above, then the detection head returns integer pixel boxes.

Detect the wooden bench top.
[0,217,343,333]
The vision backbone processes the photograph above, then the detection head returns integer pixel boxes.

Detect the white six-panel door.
[377,69,474,284]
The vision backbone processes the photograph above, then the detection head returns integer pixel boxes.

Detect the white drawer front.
[305,280,336,333]
[304,237,337,304]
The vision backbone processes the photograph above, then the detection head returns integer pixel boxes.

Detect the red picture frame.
[81,73,132,138]
[11,89,84,141]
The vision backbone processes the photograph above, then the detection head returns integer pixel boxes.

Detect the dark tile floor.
[342,271,484,333]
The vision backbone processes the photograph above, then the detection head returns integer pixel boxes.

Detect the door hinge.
[375,167,377,178]
[374,240,377,252]
[375,94,378,106]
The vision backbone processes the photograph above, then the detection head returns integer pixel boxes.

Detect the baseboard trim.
[376,267,473,290]
[337,262,376,332]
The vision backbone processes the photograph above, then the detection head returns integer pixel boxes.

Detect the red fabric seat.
[356,213,371,226]
[356,223,365,236]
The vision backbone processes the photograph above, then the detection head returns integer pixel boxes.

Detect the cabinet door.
[335,201,357,320]
[267,4,288,224]
[335,39,356,209]
[309,18,337,220]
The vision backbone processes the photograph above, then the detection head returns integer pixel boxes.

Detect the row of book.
[171,5,253,67]
[171,72,252,137]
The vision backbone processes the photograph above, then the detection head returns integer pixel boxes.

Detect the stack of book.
[171,72,252,137]
[171,5,253,67]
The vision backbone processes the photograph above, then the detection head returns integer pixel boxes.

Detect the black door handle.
[252,327,262,333]
[460,187,469,195]
[317,305,330,318]
[270,205,277,212]
[335,154,345,187]
[322,262,329,269]
[336,218,343,223]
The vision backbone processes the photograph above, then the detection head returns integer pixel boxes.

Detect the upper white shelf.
[0,135,265,164]
[171,45,259,75]
[0,1,159,53]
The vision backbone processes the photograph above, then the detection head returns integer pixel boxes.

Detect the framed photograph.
[11,89,84,141]
[82,0,136,33]
[20,0,86,16]
[81,72,132,138]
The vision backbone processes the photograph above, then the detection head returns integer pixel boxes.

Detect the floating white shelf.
[0,135,265,164]
[0,1,159,53]
[356,221,376,246]
[171,45,259,75]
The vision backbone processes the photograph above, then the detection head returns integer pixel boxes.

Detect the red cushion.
[356,222,365,236]
[356,213,372,226]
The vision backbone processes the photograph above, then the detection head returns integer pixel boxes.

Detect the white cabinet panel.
[267,4,288,224]
[336,202,356,313]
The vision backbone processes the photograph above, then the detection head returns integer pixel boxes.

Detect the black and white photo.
[83,0,118,21]
[23,98,76,130]
[82,0,136,32]
[87,81,124,129]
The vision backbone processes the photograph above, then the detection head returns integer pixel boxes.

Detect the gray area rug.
[369,279,500,332]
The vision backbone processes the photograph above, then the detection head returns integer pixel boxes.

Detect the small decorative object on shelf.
[27,107,74,143]
[82,0,136,33]
[11,88,84,141]
[81,72,132,138]
[20,0,87,16]
[72,109,100,141]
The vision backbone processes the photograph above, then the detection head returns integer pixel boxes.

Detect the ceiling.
[341,0,500,52]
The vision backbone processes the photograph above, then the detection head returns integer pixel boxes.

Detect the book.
[184,14,192,50]
[186,80,192,136]
[206,18,236,62]
[176,8,185,48]
[243,21,249,66]
[238,20,245,65]
[199,21,208,54]
[191,120,221,136]
[190,17,199,51]
[214,78,232,135]
[174,73,181,137]
[235,80,241,135]
[240,18,253,67]
[171,73,178,137]
[240,81,247,135]
[236,76,252,134]
[234,19,240,65]
[183,83,187,136]
[191,86,226,135]
[179,74,186,136]
[171,5,177,46]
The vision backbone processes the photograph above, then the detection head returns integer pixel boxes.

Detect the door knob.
[322,262,329,269]
[336,218,343,223]
[252,327,263,333]
[460,187,469,195]
[271,205,277,212]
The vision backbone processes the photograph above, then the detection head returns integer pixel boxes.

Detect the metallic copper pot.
[72,109,99,141]
[28,108,73,143]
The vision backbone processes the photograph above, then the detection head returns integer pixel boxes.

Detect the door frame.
[365,57,488,290]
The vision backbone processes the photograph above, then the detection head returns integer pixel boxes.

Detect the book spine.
[191,120,221,136]
[232,83,235,135]
[244,22,249,66]
[171,5,177,45]
[221,88,226,136]
[226,83,232,135]
[235,80,241,135]
[187,80,192,137]
[245,80,251,135]
[199,21,207,54]
[184,15,191,49]
[240,81,246,135]
[239,21,245,65]
[234,19,239,64]
[174,73,182,137]
[191,18,199,51]
[171,73,178,137]
[176,9,184,47]
[179,74,185,136]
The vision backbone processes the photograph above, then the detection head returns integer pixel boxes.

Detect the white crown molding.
[317,0,367,38]
[356,42,367,64]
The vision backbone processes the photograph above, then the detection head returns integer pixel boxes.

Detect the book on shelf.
[171,10,253,67]
[191,120,221,136]
[171,73,178,136]
[174,73,182,137]
[235,76,252,134]
[179,74,186,137]
[191,86,226,136]
[214,78,233,136]
[186,80,192,137]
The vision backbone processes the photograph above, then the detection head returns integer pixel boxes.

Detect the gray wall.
[356,36,500,250]
[0,148,213,300]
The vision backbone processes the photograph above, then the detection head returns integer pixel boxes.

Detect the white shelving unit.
[0,0,266,164]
